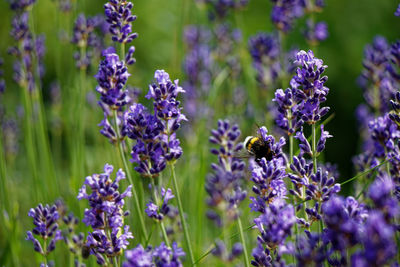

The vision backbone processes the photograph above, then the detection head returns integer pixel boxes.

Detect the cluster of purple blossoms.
[205,119,246,263]
[123,242,185,267]
[26,204,63,261]
[247,127,296,265]
[146,70,187,162]
[123,70,186,177]
[248,33,281,89]
[206,119,246,226]
[71,14,109,70]
[321,196,368,265]
[273,50,331,144]
[251,200,295,266]
[288,156,340,207]
[291,50,330,124]
[183,25,213,120]
[145,187,175,221]
[270,0,305,33]
[104,0,138,43]
[123,103,165,176]
[8,8,45,92]
[357,36,399,115]
[95,46,137,143]
[321,175,399,266]
[304,20,328,45]
[77,164,133,265]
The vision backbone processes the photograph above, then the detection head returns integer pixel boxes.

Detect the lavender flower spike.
[104,0,138,43]
[26,204,63,258]
[78,164,133,263]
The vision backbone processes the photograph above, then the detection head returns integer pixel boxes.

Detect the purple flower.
[252,200,295,265]
[273,87,304,135]
[104,0,138,43]
[353,211,397,266]
[8,11,44,92]
[306,168,340,202]
[78,164,133,261]
[322,196,368,264]
[72,14,109,70]
[389,91,400,126]
[26,204,62,257]
[248,33,281,88]
[294,127,312,155]
[359,36,397,114]
[395,3,400,17]
[295,231,326,267]
[95,47,132,109]
[305,20,328,44]
[123,245,153,267]
[123,242,185,266]
[146,70,187,162]
[145,187,175,221]
[206,119,246,227]
[123,103,166,177]
[270,0,305,32]
[316,124,332,153]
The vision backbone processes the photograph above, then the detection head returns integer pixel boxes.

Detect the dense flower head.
[358,36,398,114]
[123,103,166,176]
[322,196,368,264]
[26,204,63,256]
[295,231,326,267]
[248,33,281,88]
[206,119,246,226]
[254,199,296,251]
[250,158,287,213]
[273,87,304,135]
[368,174,400,219]
[95,47,134,109]
[368,114,400,158]
[305,167,340,202]
[8,11,45,92]
[270,0,305,32]
[123,242,185,267]
[352,211,398,266]
[8,0,36,11]
[72,14,109,69]
[146,70,186,162]
[77,164,133,261]
[104,0,138,43]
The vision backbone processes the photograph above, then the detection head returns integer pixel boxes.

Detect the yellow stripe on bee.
[247,137,259,151]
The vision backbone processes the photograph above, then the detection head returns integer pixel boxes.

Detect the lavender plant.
[206,119,248,264]
[77,164,134,265]
[26,204,63,266]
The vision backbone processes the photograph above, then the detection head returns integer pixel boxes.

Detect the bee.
[244,135,275,163]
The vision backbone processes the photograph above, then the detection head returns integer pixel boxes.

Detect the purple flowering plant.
[7,0,400,267]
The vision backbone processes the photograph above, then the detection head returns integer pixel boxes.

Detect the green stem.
[237,216,250,267]
[169,163,195,265]
[150,179,171,247]
[113,110,148,241]
[312,123,317,173]
[22,87,40,202]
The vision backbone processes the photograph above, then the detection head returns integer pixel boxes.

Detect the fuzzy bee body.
[244,136,275,162]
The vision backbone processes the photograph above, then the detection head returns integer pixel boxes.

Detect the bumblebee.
[244,135,275,162]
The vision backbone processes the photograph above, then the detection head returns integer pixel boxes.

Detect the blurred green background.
[0,0,399,265]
